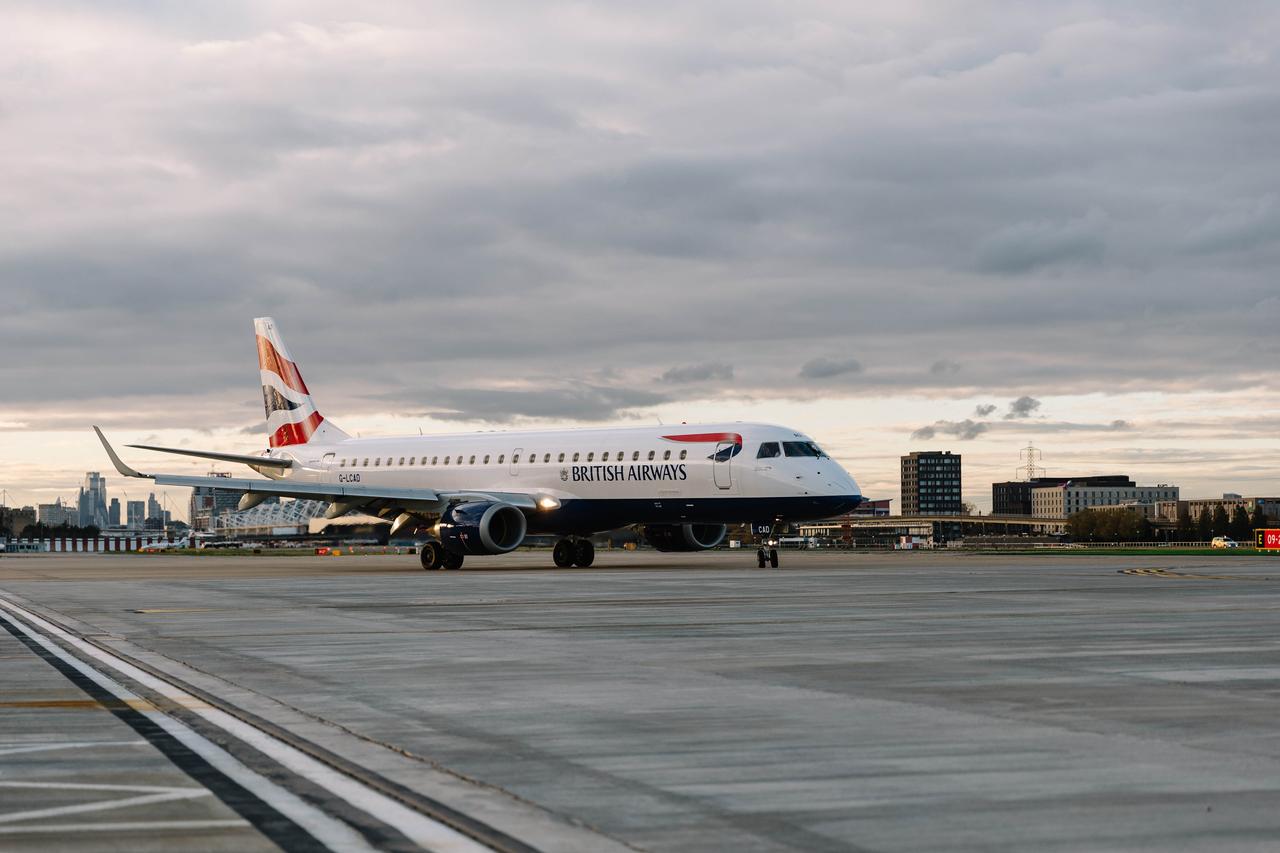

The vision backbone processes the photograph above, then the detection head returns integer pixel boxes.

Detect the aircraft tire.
[572,539,595,568]
[441,550,465,570]
[756,548,767,568]
[419,540,446,571]
[769,548,779,568]
[552,539,575,568]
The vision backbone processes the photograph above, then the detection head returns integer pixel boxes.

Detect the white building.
[1033,483,1179,519]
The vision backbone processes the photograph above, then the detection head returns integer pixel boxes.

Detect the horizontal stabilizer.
[127,444,294,470]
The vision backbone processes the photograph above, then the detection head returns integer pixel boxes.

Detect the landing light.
[538,496,560,510]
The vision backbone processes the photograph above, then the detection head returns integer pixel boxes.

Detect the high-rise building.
[992,476,1135,516]
[147,492,163,523]
[901,451,962,516]
[126,500,146,530]
[77,472,109,528]
[189,473,245,531]
[108,498,121,527]
[38,499,78,527]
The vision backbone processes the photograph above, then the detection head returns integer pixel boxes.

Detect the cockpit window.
[757,442,781,459]
[783,441,826,458]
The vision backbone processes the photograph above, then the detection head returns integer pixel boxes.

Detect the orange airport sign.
[1257,530,1280,549]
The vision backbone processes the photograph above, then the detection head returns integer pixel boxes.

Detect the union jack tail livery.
[255,317,348,447]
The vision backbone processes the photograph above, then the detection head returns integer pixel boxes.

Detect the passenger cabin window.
[647,450,655,461]
[409,457,415,466]
[602,452,609,462]
[587,452,594,462]
[398,457,405,466]
[340,459,346,467]
[374,458,380,467]
[498,454,504,464]
[679,450,687,460]
[632,451,640,461]
[558,453,565,462]
[757,442,781,459]
[572,452,580,462]
[483,455,490,464]
[663,450,671,460]
[444,456,450,465]
[469,455,476,465]
[431,456,438,465]
[544,453,551,463]
[513,454,520,464]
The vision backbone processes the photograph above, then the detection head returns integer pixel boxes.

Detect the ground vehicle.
[1211,536,1239,549]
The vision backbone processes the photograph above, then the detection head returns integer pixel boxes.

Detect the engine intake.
[439,502,527,555]
[643,523,727,552]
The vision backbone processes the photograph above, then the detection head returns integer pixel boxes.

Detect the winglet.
[93,426,150,479]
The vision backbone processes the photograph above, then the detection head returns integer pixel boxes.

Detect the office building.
[77,471,109,528]
[147,493,163,523]
[1032,483,1179,519]
[126,500,146,530]
[901,451,962,516]
[1185,496,1280,523]
[993,476,1134,516]
[190,472,256,531]
[38,499,78,527]
[108,498,121,528]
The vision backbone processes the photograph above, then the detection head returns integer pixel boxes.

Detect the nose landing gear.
[756,547,779,568]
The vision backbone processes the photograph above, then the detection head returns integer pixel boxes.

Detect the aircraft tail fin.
[254,317,348,447]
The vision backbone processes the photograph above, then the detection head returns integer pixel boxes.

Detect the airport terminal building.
[1032,482,1180,519]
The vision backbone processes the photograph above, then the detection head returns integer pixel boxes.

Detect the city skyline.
[1,3,1277,513]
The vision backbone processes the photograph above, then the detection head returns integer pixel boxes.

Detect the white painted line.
[0,593,492,853]
[0,598,379,853]
[0,819,251,834]
[0,782,199,792]
[0,789,211,824]
[0,741,147,756]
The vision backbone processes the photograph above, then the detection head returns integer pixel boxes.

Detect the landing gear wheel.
[441,550,465,570]
[756,548,767,568]
[553,539,575,568]
[572,539,595,568]
[419,540,446,571]
[769,548,779,568]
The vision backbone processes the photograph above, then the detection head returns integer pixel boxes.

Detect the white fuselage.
[260,422,861,533]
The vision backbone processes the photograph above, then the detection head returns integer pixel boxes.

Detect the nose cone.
[822,459,861,498]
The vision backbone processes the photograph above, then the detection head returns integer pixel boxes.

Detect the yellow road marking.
[1119,568,1271,581]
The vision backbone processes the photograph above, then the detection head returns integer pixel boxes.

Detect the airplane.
[95,317,863,570]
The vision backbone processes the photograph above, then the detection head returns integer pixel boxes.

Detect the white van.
[1211,536,1239,549]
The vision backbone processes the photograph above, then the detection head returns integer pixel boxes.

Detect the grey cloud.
[1005,396,1042,419]
[799,357,863,379]
[911,419,989,441]
[930,360,962,375]
[413,384,670,424]
[973,209,1109,274]
[0,3,1278,424]
[974,404,998,417]
[659,362,734,383]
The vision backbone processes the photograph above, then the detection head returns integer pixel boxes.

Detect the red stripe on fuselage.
[256,335,311,396]
[661,432,742,445]
[270,411,324,448]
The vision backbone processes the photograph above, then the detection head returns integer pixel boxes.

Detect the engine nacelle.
[643,523,727,552]
[438,501,527,555]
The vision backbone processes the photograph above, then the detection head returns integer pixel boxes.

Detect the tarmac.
[1,549,1279,852]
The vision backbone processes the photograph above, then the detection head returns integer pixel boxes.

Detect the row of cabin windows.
[337,449,690,468]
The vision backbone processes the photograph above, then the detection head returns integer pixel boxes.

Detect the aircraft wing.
[94,427,544,514]
[126,443,295,471]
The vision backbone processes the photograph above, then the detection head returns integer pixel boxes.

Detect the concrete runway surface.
[1,550,1278,852]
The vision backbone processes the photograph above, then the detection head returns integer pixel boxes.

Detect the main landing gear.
[553,538,594,568]
[756,547,779,568]
[419,540,464,571]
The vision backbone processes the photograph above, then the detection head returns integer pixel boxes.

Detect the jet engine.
[642,523,727,552]
[438,501,527,555]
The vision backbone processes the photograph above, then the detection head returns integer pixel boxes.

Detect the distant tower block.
[1017,443,1046,482]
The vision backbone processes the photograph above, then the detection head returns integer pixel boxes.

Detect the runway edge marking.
[0,591,505,853]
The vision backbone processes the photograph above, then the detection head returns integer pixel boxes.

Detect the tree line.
[1067,505,1267,543]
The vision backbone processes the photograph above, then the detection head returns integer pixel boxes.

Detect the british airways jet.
[96,318,862,569]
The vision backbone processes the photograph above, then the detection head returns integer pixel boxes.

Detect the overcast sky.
[2,1,1278,518]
